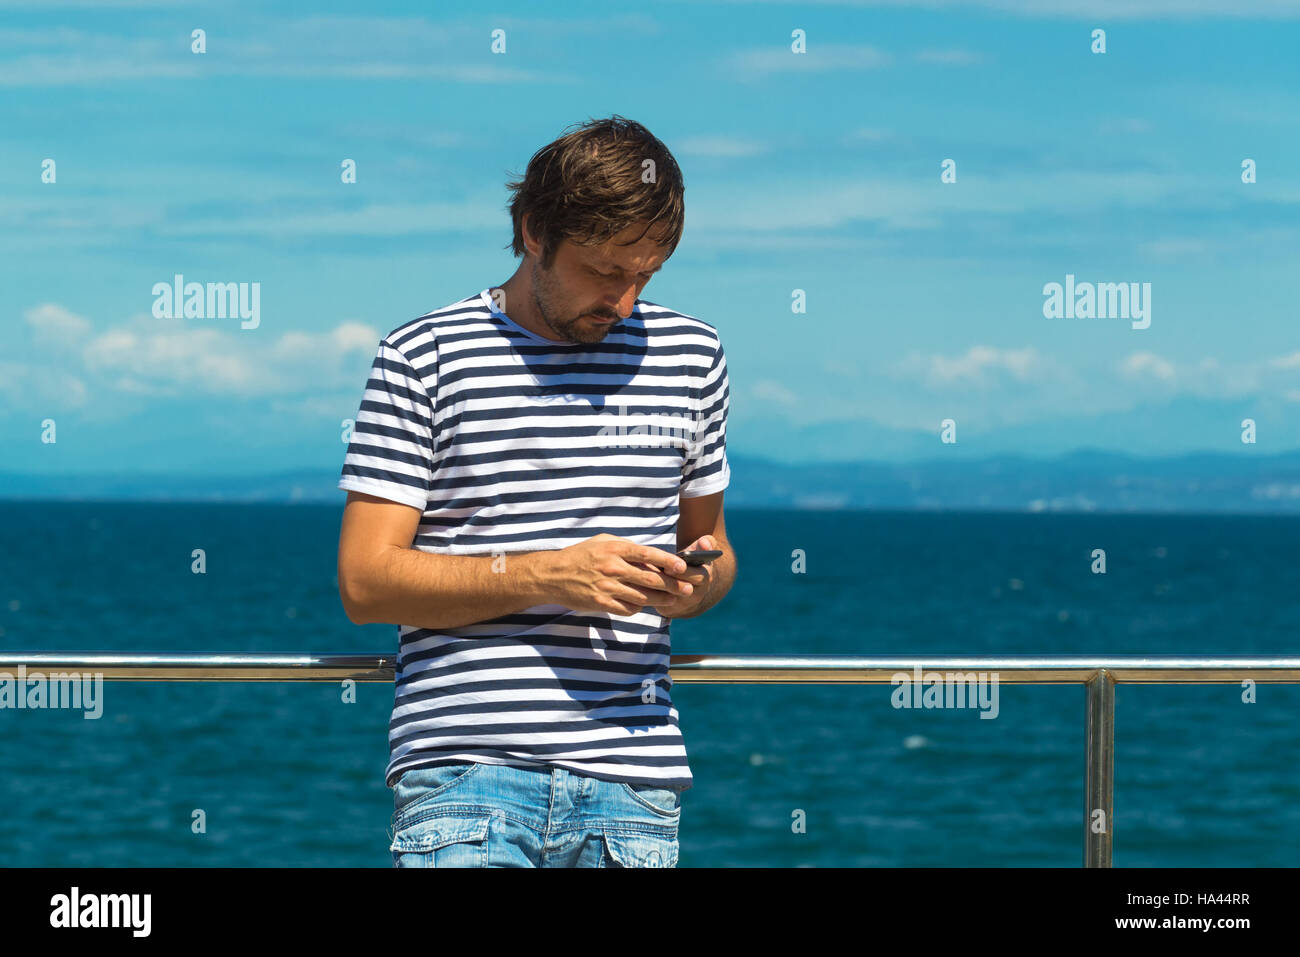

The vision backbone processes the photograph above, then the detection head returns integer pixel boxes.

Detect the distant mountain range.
[3,450,1300,511]
[727,396,1300,464]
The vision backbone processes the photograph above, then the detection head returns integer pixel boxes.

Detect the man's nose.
[612,285,638,318]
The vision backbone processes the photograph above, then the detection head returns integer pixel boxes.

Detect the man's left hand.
[639,535,718,618]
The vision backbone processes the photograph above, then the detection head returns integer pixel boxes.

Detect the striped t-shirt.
[338,287,730,789]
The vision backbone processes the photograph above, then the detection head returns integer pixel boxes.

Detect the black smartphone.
[677,548,723,566]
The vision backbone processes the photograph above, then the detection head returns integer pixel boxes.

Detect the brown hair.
[504,115,685,269]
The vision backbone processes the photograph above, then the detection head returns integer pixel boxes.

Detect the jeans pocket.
[391,763,483,832]
[600,829,678,868]
[391,813,493,868]
[618,781,682,818]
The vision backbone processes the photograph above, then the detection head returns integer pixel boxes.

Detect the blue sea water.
[1,503,1297,867]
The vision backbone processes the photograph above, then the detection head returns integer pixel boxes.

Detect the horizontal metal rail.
[6,653,1299,867]
[7,653,1300,682]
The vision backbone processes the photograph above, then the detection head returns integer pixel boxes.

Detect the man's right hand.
[534,533,692,617]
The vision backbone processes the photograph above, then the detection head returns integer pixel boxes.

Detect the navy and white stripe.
[339,288,729,789]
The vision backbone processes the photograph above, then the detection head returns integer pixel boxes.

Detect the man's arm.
[337,491,694,631]
[657,490,736,619]
[338,491,546,630]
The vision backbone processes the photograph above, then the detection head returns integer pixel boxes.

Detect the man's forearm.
[344,547,551,631]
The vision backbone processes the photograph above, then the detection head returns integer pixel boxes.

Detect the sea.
[1,503,1297,867]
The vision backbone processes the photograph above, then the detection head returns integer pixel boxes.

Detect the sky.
[2,0,1299,476]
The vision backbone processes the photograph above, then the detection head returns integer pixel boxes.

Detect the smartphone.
[677,548,723,566]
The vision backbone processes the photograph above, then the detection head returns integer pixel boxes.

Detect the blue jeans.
[389,762,683,867]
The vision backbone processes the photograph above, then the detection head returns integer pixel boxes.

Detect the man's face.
[529,221,669,344]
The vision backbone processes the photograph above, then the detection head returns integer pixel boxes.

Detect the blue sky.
[2,0,1299,475]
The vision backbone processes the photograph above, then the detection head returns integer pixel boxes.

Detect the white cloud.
[66,310,380,398]
[1269,351,1300,370]
[914,49,985,65]
[922,0,1300,18]
[0,357,88,411]
[0,54,198,86]
[899,345,1048,387]
[1119,350,1300,396]
[0,17,557,88]
[270,322,378,360]
[1119,351,1177,382]
[24,302,92,342]
[687,168,1232,237]
[8,302,379,403]
[155,199,504,238]
[727,44,892,78]
[704,0,1300,19]
[752,380,800,405]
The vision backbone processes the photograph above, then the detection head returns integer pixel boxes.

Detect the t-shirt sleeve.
[680,337,731,498]
[338,337,436,511]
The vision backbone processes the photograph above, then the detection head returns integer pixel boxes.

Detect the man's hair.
[505,115,685,269]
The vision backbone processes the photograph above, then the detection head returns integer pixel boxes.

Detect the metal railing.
[7,652,1300,867]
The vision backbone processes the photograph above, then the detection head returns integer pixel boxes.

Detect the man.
[336,115,735,868]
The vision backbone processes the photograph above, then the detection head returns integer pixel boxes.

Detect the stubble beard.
[531,258,615,345]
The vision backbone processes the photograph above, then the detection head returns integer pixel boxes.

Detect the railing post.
[1084,669,1115,868]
